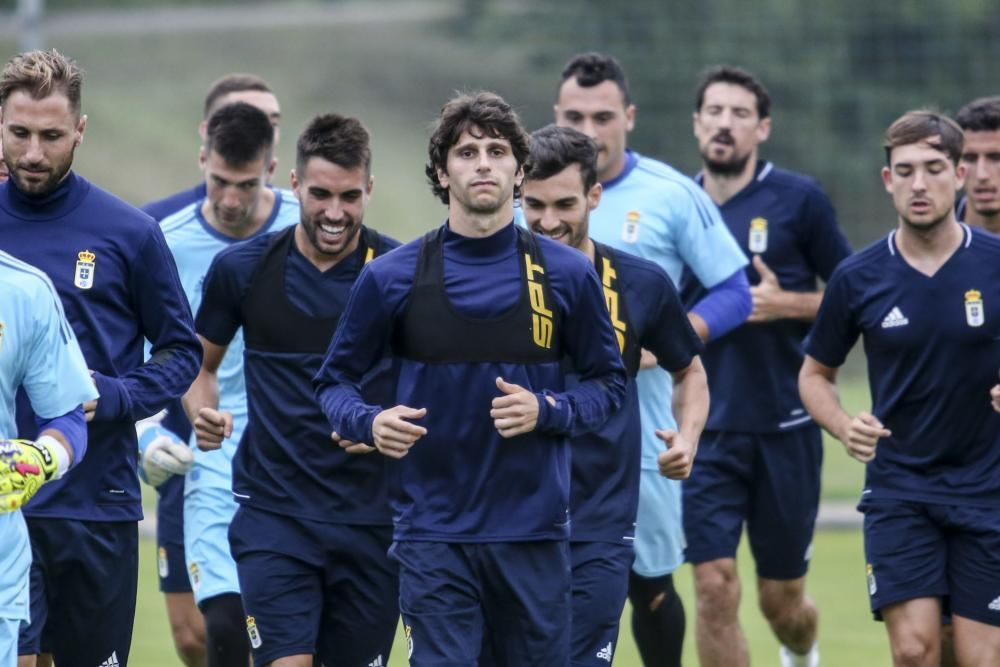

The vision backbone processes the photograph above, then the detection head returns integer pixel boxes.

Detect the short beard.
[9,155,73,197]
[702,150,752,178]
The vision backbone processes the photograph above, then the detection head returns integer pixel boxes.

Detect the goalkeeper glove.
[0,436,64,513]
[137,417,194,487]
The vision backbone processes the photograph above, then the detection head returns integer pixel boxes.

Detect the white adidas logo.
[99,652,120,667]
[989,596,1000,612]
[596,641,613,662]
[368,655,384,667]
[881,306,909,328]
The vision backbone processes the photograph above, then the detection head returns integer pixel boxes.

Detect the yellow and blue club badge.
[157,547,168,579]
[965,289,984,327]
[188,561,201,592]
[748,217,768,253]
[246,615,262,649]
[74,250,96,290]
[621,210,641,244]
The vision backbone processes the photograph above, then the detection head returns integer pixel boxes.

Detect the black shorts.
[19,518,138,666]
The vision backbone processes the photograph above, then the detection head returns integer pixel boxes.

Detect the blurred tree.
[460,0,1000,246]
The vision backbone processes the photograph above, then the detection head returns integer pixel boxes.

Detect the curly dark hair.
[425,91,531,204]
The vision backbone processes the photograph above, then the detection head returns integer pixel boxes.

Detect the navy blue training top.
[684,161,852,432]
[197,227,401,525]
[141,182,207,222]
[315,221,627,542]
[1,172,201,521]
[805,224,1000,507]
[571,244,702,543]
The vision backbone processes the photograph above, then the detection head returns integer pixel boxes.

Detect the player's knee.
[890,633,938,667]
[757,578,806,626]
[628,571,678,613]
[693,560,740,617]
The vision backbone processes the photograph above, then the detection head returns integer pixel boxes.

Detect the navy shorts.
[19,518,138,666]
[391,540,571,666]
[156,474,191,594]
[570,542,633,666]
[682,428,822,579]
[862,499,1000,626]
[229,505,398,666]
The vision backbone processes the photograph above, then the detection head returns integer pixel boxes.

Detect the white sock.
[780,642,819,667]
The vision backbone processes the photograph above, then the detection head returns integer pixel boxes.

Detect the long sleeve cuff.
[91,372,131,422]
[534,390,573,435]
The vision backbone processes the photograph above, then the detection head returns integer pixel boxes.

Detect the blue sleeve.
[35,407,87,466]
[642,271,704,372]
[314,265,394,443]
[92,225,202,422]
[535,259,627,435]
[22,275,98,419]
[803,268,860,367]
[195,250,249,346]
[673,184,749,288]
[801,186,852,281]
[690,269,752,341]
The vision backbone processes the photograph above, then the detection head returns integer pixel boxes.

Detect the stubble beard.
[701,148,752,178]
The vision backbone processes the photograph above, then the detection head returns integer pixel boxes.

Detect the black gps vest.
[242,225,383,354]
[392,225,563,364]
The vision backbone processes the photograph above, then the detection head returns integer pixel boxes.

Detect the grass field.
[131,528,891,665]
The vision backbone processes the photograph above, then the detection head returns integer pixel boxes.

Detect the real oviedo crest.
[965,289,984,327]
[621,210,640,244]
[748,217,768,253]
[74,250,96,290]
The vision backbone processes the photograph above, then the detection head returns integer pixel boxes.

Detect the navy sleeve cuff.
[534,390,572,435]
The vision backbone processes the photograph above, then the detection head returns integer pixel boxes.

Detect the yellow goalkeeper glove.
[0,437,62,513]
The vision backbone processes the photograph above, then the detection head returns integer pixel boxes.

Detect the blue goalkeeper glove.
[137,413,194,487]
[0,437,63,513]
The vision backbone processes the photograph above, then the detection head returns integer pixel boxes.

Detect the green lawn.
[131,527,890,665]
